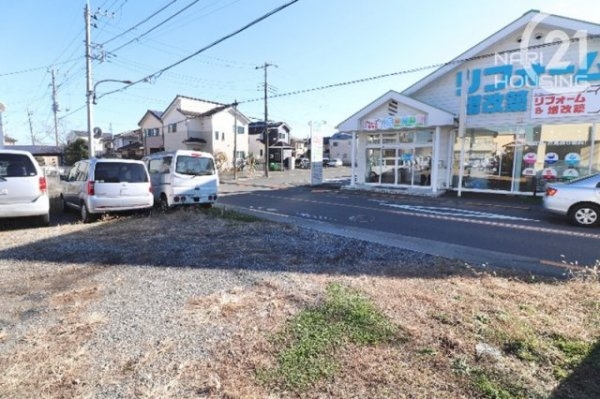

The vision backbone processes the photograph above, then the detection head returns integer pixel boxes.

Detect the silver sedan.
[543,173,600,227]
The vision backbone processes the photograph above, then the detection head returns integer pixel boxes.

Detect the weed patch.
[259,282,401,391]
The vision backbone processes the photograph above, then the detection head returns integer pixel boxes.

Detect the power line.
[107,0,201,54]
[65,23,600,130]
[239,33,600,104]
[97,0,300,101]
[101,0,178,46]
[0,58,82,77]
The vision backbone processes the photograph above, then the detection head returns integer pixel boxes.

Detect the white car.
[60,158,154,223]
[0,149,50,226]
[327,158,343,167]
[543,173,600,227]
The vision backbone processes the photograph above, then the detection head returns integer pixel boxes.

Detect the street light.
[86,79,132,158]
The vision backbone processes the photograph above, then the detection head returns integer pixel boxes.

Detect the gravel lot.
[0,206,462,398]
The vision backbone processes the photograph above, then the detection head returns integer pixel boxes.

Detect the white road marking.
[376,202,539,222]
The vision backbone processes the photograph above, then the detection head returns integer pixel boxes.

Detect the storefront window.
[367,134,380,144]
[399,132,413,143]
[365,130,434,187]
[415,131,433,144]
[452,123,598,193]
[382,134,397,144]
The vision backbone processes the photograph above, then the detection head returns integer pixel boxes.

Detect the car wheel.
[39,213,50,227]
[80,203,95,223]
[60,195,69,213]
[568,203,599,227]
[158,195,169,213]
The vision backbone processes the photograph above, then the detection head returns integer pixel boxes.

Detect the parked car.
[0,149,50,226]
[543,172,600,227]
[60,158,154,223]
[327,158,343,167]
[143,150,218,211]
[295,157,310,169]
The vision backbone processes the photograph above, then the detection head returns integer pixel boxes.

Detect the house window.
[236,126,245,134]
[168,123,177,133]
[221,132,225,140]
[214,131,219,140]
[145,128,159,137]
[332,142,339,147]
[259,149,264,157]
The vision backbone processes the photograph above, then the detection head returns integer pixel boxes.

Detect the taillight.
[87,181,95,195]
[545,187,558,196]
[39,177,47,193]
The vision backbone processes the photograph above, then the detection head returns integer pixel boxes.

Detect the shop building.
[337,10,600,195]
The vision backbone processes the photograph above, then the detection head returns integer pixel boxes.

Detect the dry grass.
[0,279,105,398]
[177,273,599,399]
[0,210,598,398]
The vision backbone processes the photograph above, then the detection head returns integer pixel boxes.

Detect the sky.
[1,0,600,145]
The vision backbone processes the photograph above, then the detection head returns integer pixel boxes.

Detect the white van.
[143,150,218,211]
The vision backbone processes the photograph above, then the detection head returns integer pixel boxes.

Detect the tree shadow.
[550,339,600,399]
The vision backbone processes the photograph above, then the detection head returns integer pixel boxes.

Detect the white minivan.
[60,158,154,223]
[0,149,50,226]
[143,150,218,211]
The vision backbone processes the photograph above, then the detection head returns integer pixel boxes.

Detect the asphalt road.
[218,169,600,277]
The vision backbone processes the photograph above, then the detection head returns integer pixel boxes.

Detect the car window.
[175,155,215,175]
[75,162,89,181]
[0,154,37,177]
[95,162,148,183]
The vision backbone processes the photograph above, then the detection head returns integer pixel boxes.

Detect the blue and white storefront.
[337,10,600,196]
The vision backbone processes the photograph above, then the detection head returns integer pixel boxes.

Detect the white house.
[338,10,600,195]
[138,95,250,168]
[65,130,104,157]
[329,132,353,165]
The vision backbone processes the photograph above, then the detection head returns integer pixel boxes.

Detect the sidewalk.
[219,166,351,193]
[218,166,543,210]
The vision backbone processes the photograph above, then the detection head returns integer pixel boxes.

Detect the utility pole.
[50,68,59,145]
[85,0,94,158]
[233,101,238,180]
[27,108,35,145]
[255,62,276,177]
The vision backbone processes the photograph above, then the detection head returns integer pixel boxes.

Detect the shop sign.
[363,114,426,130]
[544,152,559,164]
[531,86,600,118]
[523,152,537,164]
[563,168,580,178]
[565,152,581,166]
[542,167,557,178]
[456,45,600,116]
[522,167,536,176]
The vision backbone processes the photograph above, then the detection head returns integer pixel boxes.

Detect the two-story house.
[138,110,164,155]
[329,132,353,165]
[112,129,143,159]
[139,95,250,169]
[248,121,292,162]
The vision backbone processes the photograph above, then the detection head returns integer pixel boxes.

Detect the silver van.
[60,158,154,223]
[0,149,50,226]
